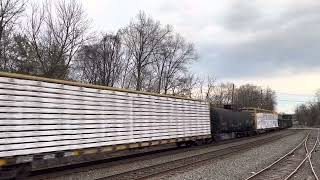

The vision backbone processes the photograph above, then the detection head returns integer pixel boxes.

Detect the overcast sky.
[80,0,320,113]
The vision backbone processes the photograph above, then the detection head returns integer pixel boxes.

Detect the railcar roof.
[0,71,205,103]
[241,107,277,114]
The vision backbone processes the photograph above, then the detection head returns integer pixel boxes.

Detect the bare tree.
[296,90,320,126]
[11,34,39,74]
[209,83,233,105]
[295,104,308,125]
[194,77,205,100]
[122,11,170,91]
[73,10,198,94]
[0,0,26,71]
[76,32,125,87]
[262,87,276,110]
[153,33,197,94]
[25,0,89,79]
[296,102,320,126]
[204,76,217,100]
[171,73,198,98]
[195,75,216,101]
[233,84,276,110]
[118,53,134,89]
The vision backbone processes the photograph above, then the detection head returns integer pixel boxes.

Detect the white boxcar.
[255,113,279,129]
[0,72,211,161]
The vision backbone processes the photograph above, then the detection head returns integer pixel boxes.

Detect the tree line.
[0,0,197,94]
[295,90,320,126]
[0,0,277,110]
[196,77,276,110]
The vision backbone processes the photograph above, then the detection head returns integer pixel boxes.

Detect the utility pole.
[231,83,235,105]
[260,89,263,108]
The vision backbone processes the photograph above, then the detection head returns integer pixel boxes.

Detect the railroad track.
[29,130,295,180]
[95,131,297,180]
[246,129,320,180]
[309,129,320,180]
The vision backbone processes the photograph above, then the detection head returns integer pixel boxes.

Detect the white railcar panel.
[0,90,206,110]
[0,129,209,151]
[0,126,210,138]
[0,132,205,157]
[0,100,208,112]
[0,113,209,120]
[0,76,211,157]
[256,113,279,130]
[0,77,206,107]
[0,128,211,144]
[0,119,211,125]
[0,78,206,108]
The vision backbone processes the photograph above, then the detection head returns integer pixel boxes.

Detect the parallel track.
[97,131,296,180]
[29,131,296,180]
[289,129,320,180]
[246,129,319,180]
[309,129,320,180]
[30,135,251,179]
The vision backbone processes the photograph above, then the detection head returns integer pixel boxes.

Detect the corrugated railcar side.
[0,72,211,178]
[255,113,279,130]
[241,108,279,131]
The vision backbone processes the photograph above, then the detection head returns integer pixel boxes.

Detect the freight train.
[0,72,292,179]
[278,114,294,129]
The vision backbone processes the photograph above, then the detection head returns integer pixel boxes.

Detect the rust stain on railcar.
[0,159,6,167]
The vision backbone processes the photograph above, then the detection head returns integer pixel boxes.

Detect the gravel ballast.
[314,143,320,178]
[290,130,318,180]
[311,130,320,179]
[154,130,307,180]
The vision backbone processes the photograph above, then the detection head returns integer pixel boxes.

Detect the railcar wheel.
[176,142,183,147]
[15,163,31,180]
[185,141,192,147]
[0,163,31,180]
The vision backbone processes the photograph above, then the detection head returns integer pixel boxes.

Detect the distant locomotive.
[0,72,291,179]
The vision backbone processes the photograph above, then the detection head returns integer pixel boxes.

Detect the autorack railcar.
[0,72,282,179]
[0,72,211,179]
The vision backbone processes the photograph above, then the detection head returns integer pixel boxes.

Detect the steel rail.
[284,129,319,180]
[245,131,310,180]
[30,131,294,180]
[98,131,296,180]
[309,129,320,180]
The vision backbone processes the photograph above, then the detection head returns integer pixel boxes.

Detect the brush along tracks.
[246,129,320,180]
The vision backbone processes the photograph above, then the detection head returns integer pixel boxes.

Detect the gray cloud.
[220,1,262,31]
[193,1,320,78]
[80,0,320,79]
